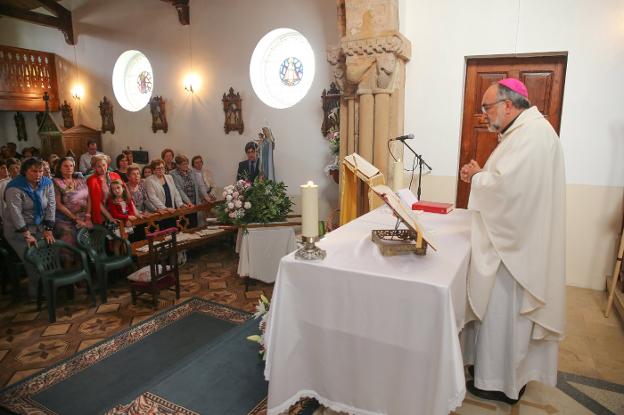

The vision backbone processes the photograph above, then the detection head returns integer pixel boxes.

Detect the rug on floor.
[0,297,316,415]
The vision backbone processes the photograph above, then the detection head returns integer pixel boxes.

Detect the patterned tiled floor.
[1,245,623,414]
[0,241,272,388]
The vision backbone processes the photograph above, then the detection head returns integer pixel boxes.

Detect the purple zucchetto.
[498,78,529,99]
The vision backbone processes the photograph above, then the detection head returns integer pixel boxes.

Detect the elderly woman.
[53,156,90,250]
[170,155,198,227]
[191,155,217,202]
[145,159,190,229]
[161,148,176,174]
[126,166,155,241]
[127,166,156,215]
[3,158,56,297]
[86,154,122,225]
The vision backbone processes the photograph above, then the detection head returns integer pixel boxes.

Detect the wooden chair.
[77,224,135,303]
[128,227,180,308]
[24,240,96,322]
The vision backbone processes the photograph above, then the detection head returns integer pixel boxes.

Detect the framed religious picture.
[222,87,244,134]
[321,82,340,136]
[149,96,168,133]
[14,112,27,141]
[61,100,74,129]
[99,96,115,134]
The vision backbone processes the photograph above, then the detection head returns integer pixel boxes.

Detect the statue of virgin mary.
[257,127,275,181]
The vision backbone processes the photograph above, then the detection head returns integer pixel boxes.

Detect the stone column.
[373,89,391,175]
[328,0,411,219]
[358,90,374,162]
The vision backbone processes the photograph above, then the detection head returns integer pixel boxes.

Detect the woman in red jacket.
[86,154,121,224]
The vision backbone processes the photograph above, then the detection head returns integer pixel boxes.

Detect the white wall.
[403,0,624,187]
[401,0,624,289]
[0,0,340,216]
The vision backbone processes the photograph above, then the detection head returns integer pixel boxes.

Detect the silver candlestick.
[295,236,326,260]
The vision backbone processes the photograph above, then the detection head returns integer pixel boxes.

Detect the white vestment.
[462,106,566,396]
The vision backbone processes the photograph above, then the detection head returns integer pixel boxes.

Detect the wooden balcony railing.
[0,45,59,111]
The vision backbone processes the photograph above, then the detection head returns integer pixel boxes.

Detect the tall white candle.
[393,159,404,191]
[301,181,319,237]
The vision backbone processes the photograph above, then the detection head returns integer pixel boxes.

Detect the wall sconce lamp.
[184,73,200,94]
[71,84,84,100]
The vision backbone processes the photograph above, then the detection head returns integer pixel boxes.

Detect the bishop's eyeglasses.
[481,99,507,113]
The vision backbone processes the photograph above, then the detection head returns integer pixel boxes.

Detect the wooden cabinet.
[62,124,102,158]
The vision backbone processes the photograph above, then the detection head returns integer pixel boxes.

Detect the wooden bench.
[118,202,301,265]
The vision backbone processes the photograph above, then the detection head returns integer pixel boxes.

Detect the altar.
[264,207,472,415]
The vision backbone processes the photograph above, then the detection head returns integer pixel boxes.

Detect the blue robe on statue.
[258,130,275,181]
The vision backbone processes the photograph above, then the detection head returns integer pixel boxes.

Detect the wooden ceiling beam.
[0,0,75,45]
[161,0,189,25]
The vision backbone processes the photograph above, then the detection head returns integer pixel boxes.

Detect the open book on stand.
[370,184,437,255]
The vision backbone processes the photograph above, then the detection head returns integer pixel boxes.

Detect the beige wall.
[408,173,624,290]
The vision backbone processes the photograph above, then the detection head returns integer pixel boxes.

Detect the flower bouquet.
[247,294,270,360]
[216,178,293,225]
[216,180,252,225]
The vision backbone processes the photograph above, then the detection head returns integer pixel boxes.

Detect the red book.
[412,201,454,214]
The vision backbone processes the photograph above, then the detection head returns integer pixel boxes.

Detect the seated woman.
[141,165,153,179]
[127,166,156,215]
[127,166,155,241]
[3,158,55,298]
[191,155,217,226]
[113,153,130,182]
[170,155,198,228]
[86,154,122,225]
[191,155,217,202]
[161,148,176,174]
[144,159,190,229]
[53,156,91,256]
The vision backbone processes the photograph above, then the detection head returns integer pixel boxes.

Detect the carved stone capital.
[341,32,411,61]
[339,32,410,90]
[327,44,357,96]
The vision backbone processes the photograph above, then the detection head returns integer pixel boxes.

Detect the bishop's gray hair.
[497,84,530,109]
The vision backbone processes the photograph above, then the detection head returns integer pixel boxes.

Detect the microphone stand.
[400,140,432,201]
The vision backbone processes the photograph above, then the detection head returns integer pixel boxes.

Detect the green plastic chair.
[77,224,136,303]
[24,240,96,322]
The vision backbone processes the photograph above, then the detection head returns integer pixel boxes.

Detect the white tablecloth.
[237,227,297,283]
[264,207,471,415]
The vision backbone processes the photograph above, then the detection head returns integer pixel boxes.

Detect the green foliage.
[245,179,293,224]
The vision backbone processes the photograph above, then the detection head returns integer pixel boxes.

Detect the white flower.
[234,200,242,208]
[244,202,251,209]
[228,212,236,218]
[226,195,232,202]
[227,202,234,209]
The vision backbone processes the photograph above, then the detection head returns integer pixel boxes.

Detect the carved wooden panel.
[150,96,168,133]
[0,45,59,111]
[222,87,243,134]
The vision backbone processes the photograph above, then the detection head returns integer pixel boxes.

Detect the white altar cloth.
[237,227,297,283]
[264,207,471,415]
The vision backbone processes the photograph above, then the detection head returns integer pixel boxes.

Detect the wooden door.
[456,56,567,208]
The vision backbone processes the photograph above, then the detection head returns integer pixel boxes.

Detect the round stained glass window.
[279,57,303,86]
[250,28,315,109]
[112,50,154,112]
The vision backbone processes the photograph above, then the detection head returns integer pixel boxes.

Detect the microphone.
[392,134,414,142]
